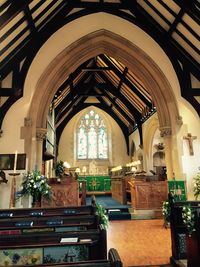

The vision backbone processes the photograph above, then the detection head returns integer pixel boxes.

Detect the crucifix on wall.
[183,133,197,156]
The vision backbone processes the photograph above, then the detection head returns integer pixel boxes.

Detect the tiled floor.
[107,219,171,267]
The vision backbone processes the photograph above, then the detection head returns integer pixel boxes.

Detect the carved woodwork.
[42,177,79,207]
[129,180,168,209]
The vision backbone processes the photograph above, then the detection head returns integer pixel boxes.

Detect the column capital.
[160,126,172,137]
[24,117,32,127]
[36,128,47,141]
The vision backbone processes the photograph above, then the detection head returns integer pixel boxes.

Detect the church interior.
[0,1,200,267]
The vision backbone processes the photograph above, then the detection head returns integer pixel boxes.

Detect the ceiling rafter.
[54,70,92,116]
[167,7,185,36]
[96,85,135,125]
[173,0,200,24]
[96,72,142,120]
[99,54,152,108]
[0,0,32,29]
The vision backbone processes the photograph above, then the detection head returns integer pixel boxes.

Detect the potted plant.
[16,170,52,207]
[193,173,200,200]
[182,204,196,236]
[95,202,109,229]
[162,200,171,228]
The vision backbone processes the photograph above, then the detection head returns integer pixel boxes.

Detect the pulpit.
[42,177,80,207]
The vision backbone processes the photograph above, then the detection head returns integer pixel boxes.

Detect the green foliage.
[16,170,52,201]
[182,205,196,236]
[193,173,200,200]
[95,203,109,229]
[162,200,171,223]
[55,160,64,178]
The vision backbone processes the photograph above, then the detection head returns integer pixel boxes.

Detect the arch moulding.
[27,30,182,169]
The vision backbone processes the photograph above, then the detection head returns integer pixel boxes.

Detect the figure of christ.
[183,133,197,156]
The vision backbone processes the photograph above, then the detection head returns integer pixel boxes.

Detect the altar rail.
[169,194,200,267]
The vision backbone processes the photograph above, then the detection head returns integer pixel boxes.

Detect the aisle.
[107,219,171,267]
[86,195,131,209]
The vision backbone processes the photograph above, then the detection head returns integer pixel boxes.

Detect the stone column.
[160,126,173,180]
[36,128,47,172]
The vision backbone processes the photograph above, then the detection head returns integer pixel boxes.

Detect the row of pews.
[0,202,122,266]
[168,194,200,267]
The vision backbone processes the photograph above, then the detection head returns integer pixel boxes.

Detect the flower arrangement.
[193,173,200,200]
[16,170,52,204]
[162,200,171,227]
[182,205,196,236]
[95,203,109,229]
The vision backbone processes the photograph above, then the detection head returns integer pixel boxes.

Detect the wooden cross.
[183,133,197,156]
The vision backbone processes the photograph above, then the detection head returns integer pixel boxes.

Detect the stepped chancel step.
[107,207,131,220]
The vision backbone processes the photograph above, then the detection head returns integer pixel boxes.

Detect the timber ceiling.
[0,0,200,147]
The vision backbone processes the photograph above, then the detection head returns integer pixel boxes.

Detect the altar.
[78,175,111,194]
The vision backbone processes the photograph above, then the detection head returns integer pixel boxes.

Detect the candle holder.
[9,172,20,208]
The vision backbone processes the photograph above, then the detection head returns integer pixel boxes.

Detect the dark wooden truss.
[0,0,199,153]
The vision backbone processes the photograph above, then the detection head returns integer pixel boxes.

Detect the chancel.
[0,1,200,267]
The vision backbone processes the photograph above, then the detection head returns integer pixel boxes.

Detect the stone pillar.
[160,126,173,180]
[36,128,47,172]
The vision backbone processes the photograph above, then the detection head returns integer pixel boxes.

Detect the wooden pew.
[0,226,107,260]
[168,194,200,267]
[3,248,122,267]
[0,204,108,265]
[0,205,99,232]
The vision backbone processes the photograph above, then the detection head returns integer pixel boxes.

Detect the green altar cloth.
[78,175,111,192]
[168,180,187,200]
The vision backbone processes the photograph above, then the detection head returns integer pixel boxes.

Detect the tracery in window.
[77,110,108,159]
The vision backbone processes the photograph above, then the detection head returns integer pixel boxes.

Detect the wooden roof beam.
[0,0,32,30]
[97,72,142,121]
[95,85,136,125]
[100,54,152,108]
[54,71,93,115]
[0,88,16,96]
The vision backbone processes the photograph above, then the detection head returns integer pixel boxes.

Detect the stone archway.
[26,29,182,170]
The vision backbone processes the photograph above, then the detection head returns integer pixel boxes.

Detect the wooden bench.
[0,204,109,265]
[2,248,122,267]
[0,205,98,231]
[168,194,200,267]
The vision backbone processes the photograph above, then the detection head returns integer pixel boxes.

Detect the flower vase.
[32,194,41,208]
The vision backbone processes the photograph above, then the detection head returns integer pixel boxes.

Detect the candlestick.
[13,151,18,173]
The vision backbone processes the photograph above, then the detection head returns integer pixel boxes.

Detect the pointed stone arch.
[27,29,182,169]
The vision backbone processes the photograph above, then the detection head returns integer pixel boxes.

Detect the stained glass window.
[77,110,108,159]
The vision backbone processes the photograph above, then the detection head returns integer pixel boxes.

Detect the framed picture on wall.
[0,154,26,170]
